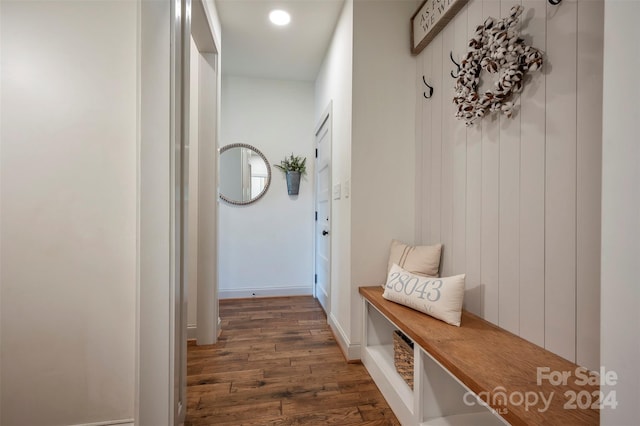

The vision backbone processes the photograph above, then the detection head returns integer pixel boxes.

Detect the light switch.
[333,183,341,200]
[344,179,350,198]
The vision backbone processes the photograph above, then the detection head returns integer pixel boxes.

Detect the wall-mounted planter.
[274,153,306,196]
[286,171,301,195]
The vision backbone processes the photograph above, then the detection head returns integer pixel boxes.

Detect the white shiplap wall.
[415,0,603,369]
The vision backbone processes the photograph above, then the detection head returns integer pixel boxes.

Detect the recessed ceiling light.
[269,9,291,26]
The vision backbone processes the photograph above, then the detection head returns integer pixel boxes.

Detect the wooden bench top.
[359,286,599,426]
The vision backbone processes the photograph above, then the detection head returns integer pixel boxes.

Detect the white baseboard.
[187,324,197,340]
[187,321,223,343]
[71,419,134,426]
[219,286,313,299]
[328,312,361,361]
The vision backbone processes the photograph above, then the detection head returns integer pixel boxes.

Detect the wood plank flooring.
[186,296,399,425]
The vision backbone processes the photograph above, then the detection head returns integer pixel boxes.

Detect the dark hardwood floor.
[186,296,399,425]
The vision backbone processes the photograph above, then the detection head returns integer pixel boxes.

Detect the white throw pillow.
[382,263,465,327]
[387,239,442,279]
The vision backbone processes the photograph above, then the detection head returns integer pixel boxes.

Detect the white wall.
[219,75,315,298]
[219,147,244,201]
[314,0,354,355]
[1,1,137,424]
[414,0,603,369]
[350,0,417,350]
[601,1,640,423]
[314,0,417,360]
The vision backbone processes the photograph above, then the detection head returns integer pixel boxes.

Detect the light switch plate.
[333,183,341,200]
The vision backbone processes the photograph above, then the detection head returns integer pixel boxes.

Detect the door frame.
[137,0,181,423]
[314,102,333,314]
[173,0,189,422]
[137,0,220,424]
[191,0,219,347]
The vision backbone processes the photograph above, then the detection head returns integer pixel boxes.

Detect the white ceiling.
[215,0,345,81]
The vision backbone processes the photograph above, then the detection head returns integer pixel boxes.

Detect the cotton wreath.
[453,5,543,126]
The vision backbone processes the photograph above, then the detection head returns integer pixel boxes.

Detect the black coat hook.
[450,51,461,78]
[548,0,561,4]
[422,76,433,99]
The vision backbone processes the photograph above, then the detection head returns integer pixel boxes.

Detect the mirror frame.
[219,143,272,206]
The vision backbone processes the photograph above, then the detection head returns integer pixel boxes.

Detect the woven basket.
[393,330,414,389]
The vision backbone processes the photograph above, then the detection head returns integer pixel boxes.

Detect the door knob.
[322,230,329,236]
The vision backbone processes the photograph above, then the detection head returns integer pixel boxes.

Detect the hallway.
[186,296,399,425]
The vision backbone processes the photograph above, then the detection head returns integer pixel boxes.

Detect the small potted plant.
[274,153,307,195]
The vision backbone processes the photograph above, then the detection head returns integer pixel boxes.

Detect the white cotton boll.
[484,17,494,29]
[511,5,524,17]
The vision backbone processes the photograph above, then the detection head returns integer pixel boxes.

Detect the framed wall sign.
[411,0,469,55]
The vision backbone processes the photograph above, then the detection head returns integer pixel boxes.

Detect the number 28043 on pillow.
[382,264,466,327]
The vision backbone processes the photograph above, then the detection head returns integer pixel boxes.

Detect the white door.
[315,105,332,313]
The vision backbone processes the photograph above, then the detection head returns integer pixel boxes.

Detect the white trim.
[134,0,141,423]
[314,101,332,135]
[138,0,174,424]
[219,286,313,299]
[328,312,361,361]
[70,420,134,426]
[193,0,219,349]
[195,49,218,346]
[191,0,216,53]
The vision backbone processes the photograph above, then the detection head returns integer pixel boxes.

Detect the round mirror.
[219,143,271,205]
